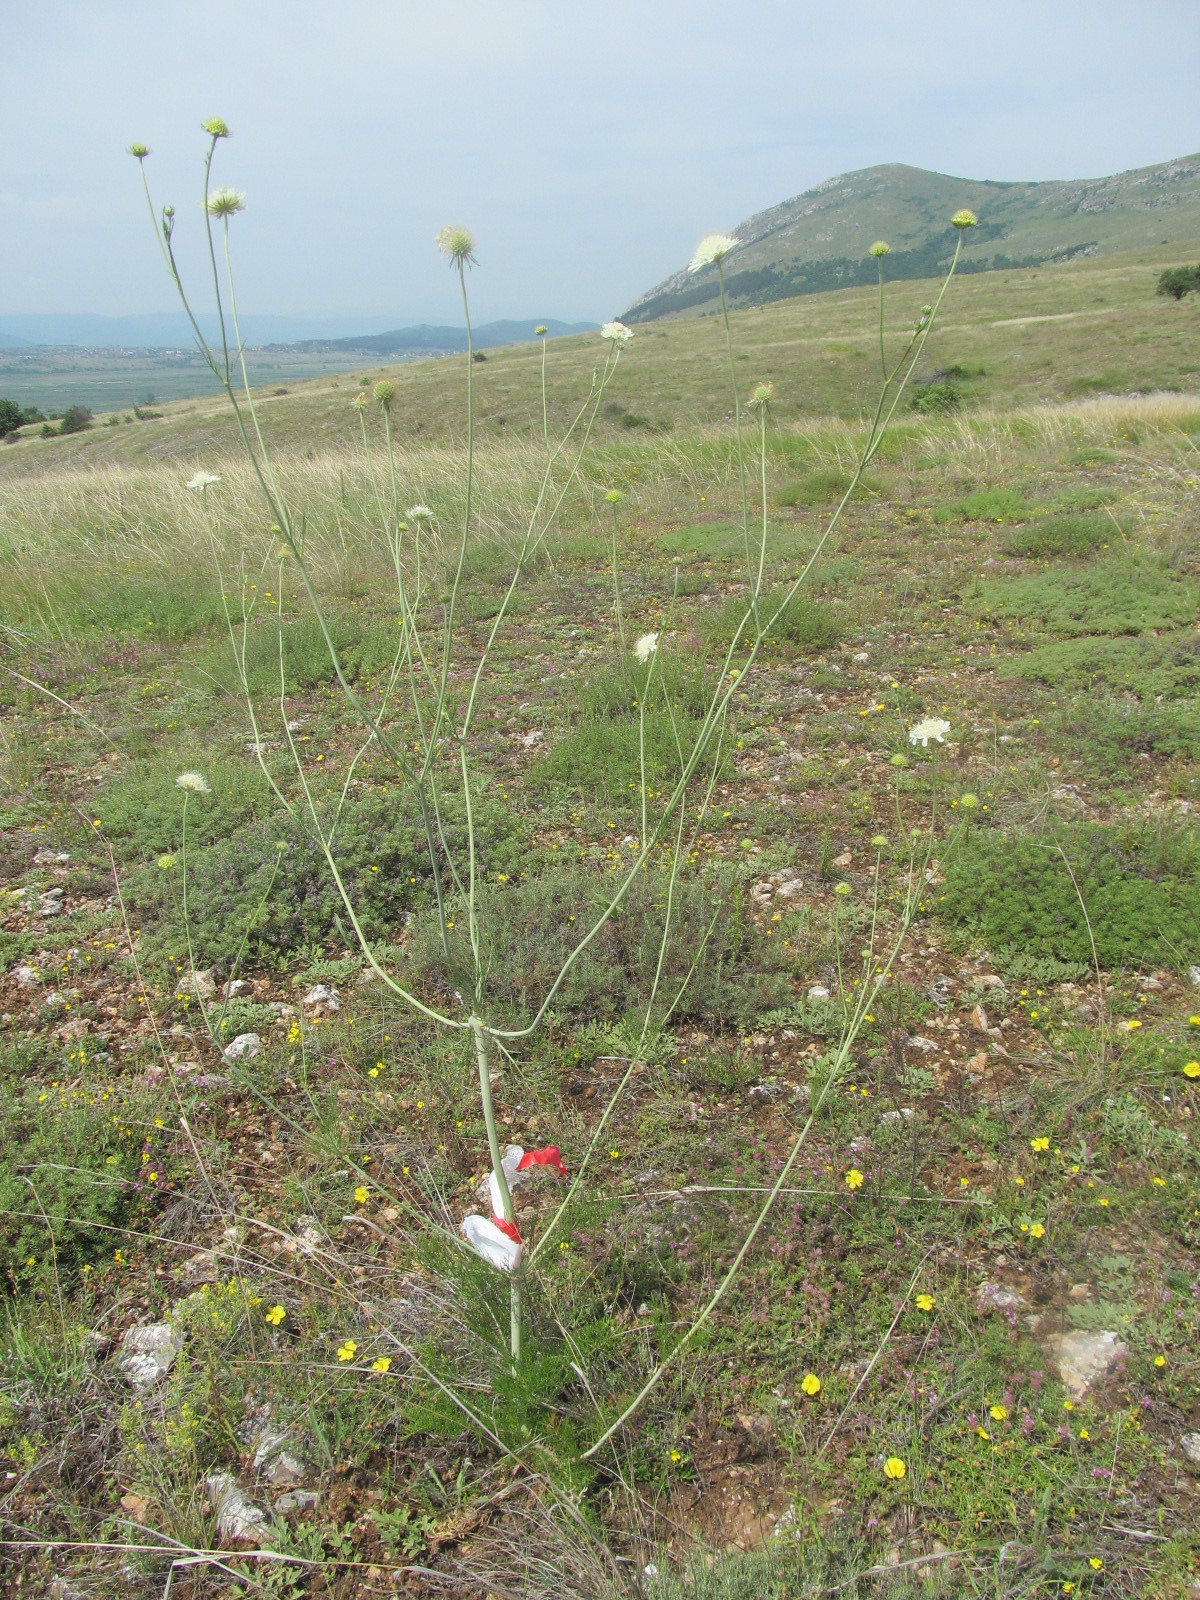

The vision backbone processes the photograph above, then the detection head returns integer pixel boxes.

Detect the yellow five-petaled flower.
[336,1340,358,1362]
[264,1304,285,1326]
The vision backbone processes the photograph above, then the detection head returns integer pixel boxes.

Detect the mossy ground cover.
[1,383,1199,1598]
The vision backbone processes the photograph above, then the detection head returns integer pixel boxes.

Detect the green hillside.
[4,239,1199,473]
[625,152,1200,321]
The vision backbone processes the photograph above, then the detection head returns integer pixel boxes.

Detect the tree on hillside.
[0,397,22,436]
[57,405,94,435]
[1156,264,1200,301]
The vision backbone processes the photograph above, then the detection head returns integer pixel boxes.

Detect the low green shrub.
[1055,695,1200,765]
[96,756,275,857]
[975,560,1196,638]
[131,791,422,968]
[940,823,1200,970]
[1002,632,1200,699]
[0,1066,161,1289]
[199,610,400,694]
[777,468,879,508]
[409,862,790,1030]
[909,380,961,414]
[933,486,1034,523]
[699,589,841,656]
[1003,510,1122,559]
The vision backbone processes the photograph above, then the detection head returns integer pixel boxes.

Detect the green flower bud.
[868,240,890,258]
[202,117,230,139]
[951,209,978,230]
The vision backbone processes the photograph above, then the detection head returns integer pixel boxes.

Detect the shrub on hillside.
[1156,264,1200,301]
[57,405,94,435]
[940,823,1200,970]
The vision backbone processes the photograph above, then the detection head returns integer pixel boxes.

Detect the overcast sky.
[3,0,1198,328]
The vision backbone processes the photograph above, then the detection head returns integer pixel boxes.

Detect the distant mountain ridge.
[278,319,596,356]
[624,152,1200,321]
[0,313,595,354]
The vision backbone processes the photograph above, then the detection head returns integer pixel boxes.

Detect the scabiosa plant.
[135,124,973,1416]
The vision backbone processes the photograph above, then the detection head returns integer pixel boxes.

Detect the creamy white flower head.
[175,770,211,793]
[204,187,245,218]
[634,631,659,663]
[908,717,952,748]
[186,471,220,491]
[601,320,634,347]
[688,233,741,274]
[406,503,434,521]
[460,1213,522,1273]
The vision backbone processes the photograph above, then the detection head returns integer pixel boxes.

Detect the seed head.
[351,392,368,411]
[747,381,774,410]
[202,117,230,139]
[373,379,396,410]
[951,209,978,230]
[128,143,151,160]
[868,240,890,258]
[688,233,741,273]
[435,226,476,266]
[205,187,245,218]
[601,320,633,347]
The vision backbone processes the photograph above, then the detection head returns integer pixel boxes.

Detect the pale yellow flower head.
[688,233,741,273]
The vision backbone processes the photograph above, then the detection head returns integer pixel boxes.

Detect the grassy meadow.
[2,244,1200,1600]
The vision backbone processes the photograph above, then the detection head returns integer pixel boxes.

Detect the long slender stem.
[540,333,548,444]
[717,260,754,622]
[472,1020,521,1364]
